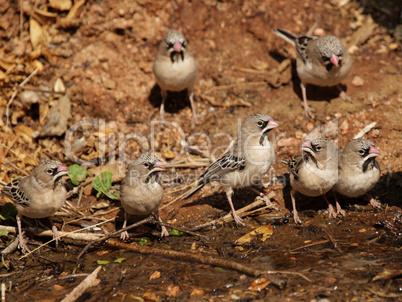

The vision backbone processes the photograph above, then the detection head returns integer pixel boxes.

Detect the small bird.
[283,136,338,223]
[182,114,279,226]
[333,138,381,215]
[1,160,69,252]
[273,28,352,118]
[153,29,199,126]
[120,154,168,240]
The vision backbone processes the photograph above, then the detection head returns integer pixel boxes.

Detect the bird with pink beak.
[273,29,352,119]
[153,29,198,127]
[333,138,381,215]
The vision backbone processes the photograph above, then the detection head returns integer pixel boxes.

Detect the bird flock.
[0,29,381,254]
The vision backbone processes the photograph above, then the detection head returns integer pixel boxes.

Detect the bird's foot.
[327,204,337,218]
[160,225,170,238]
[232,212,246,226]
[293,209,303,224]
[52,225,59,247]
[258,194,280,212]
[369,198,382,209]
[339,90,352,103]
[120,231,129,241]
[18,232,31,254]
[191,115,199,129]
[301,101,315,119]
[336,202,346,217]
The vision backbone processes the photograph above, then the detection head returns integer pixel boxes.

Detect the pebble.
[352,76,364,87]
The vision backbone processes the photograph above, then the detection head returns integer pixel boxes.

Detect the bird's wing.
[295,35,316,63]
[282,155,303,180]
[201,154,246,182]
[1,177,30,206]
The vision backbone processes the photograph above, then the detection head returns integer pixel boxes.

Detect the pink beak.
[268,119,279,128]
[369,145,380,156]
[154,160,165,170]
[173,41,182,52]
[301,140,312,149]
[58,164,68,172]
[330,54,339,67]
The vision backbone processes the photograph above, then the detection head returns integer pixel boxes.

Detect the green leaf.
[97,260,110,265]
[92,171,118,200]
[68,164,87,186]
[214,267,226,272]
[169,229,183,236]
[139,237,150,246]
[0,230,9,237]
[1,203,17,221]
[113,258,126,263]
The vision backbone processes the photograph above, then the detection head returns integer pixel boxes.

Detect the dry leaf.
[13,125,34,144]
[54,78,66,93]
[166,285,180,297]
[149,271,161,280]
[49,0,73,11]
[38,93,71,137]
[249,277,271,292]
[30,19,44,49]
[235,224,274,245]
[39,102,50,125]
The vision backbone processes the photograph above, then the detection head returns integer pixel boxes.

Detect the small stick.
[5,67,40,128]
[203,81,267,94]
[154,221,209,239]
[67,177,95,198]
[353,122,377,139]
[105,239,261,277]
[61,266,102,302]
[321,228,343,254]
[190,192,275,231]
[289,240,331,253]
[77,216,154,259]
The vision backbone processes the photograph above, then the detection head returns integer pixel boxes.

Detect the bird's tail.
[273,28,297,46]
[181,179,206,200]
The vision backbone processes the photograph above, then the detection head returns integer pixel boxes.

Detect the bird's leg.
[188,89,198,127]
[16,214,30,253]
[225,187,245,226]
[323,194,337,218]
[337,84,352,103]
[291,189,302,224]
[120,211,129,241]
[159,90,167,121]
[249,186,279,211]
[48,217,59,247]
[333,191,346,216]
[365,193,381,208]
[300,82,315,119]
[155,210,169,237]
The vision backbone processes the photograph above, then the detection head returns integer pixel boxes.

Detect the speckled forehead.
[351,138,374,150]
[138,153,157,163]
[164,30,186,44]
[317,35,343,57]
[308,136,328,145]
[37,160,61,169]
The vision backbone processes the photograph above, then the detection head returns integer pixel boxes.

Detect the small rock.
[190,289,204,296]
[306,122,314,132]
[313,28,325,36]
[166,285,180,296]
[149,271,161,280]
[277,137,298,147]
[371,129,379,138]
[351,76,364,87]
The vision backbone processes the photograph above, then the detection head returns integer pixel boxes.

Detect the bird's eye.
[322,56,330,62]
[144,163,150,168]
[166,43,173,49]
[46,169,53,175]
[257,121,264,128]
[315,145,322,152]
[358,149,365,156]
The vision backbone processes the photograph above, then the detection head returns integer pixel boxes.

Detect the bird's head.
[33,160,69,188]
[126,154,164,184]
[161,29,188,62]
[317,35,344,70]
[342,138,380,172]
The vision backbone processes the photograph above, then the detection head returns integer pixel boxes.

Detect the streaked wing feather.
[1,178,30,206]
